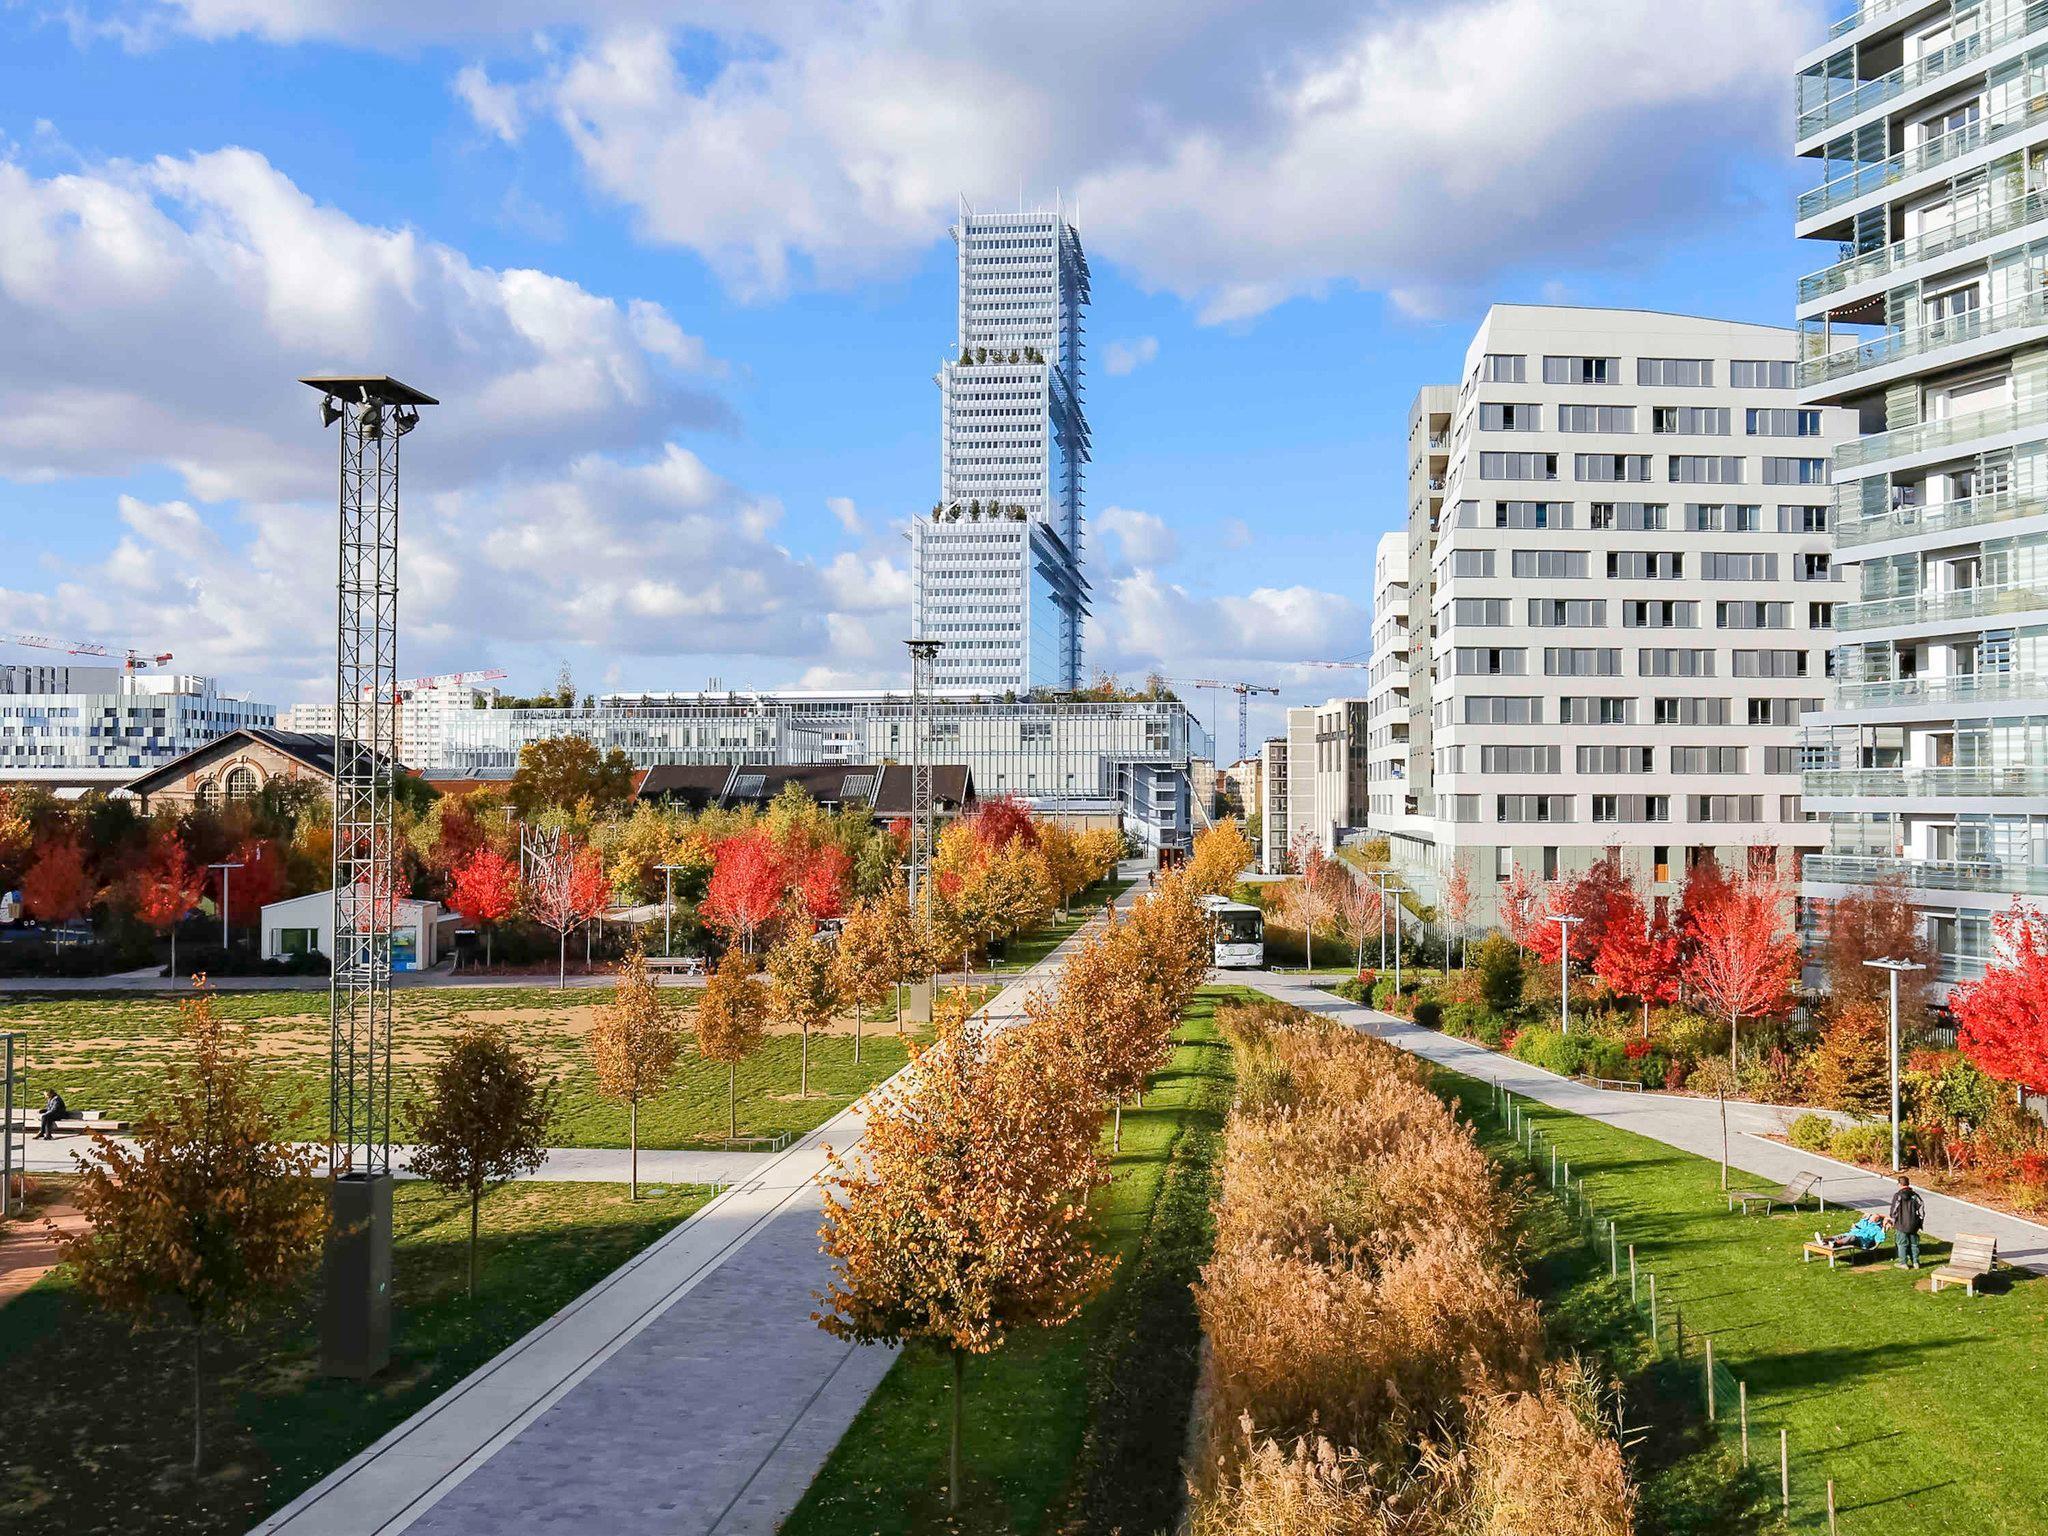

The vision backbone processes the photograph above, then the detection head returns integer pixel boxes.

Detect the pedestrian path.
[252,864,1146,1536]
[1247,973,2048,1274]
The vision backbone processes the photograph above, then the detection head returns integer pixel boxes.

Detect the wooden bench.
[646,956,706,977]
[1931,1233,2000,1297]
[1729,1171,1823,1216]
[1802,1235,1875,1269]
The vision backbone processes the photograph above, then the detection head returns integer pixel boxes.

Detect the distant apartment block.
[1795,0,2048,995]
[1373,305,1853,923]
[0,665,275,786]
[1259,735,1290,871]
[1365,528,1412,825]
[280,677,500,773]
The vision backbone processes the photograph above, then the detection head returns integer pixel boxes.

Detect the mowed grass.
[0,1179,713,1536]
[1430,1065,2048,1534]
[979,879,1134,974]
[0,983,1017,1150]
[780,988,1238,1536]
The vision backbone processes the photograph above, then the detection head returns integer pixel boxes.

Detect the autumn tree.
[1807,998,1892,1115]
[589,945,681,1198]
[789,842,852,924]
[830,897,900,1062]
[696,950,770,1139]
[1441,861,1474,972]
[404,1026,555,1296]
[213,838,286,936]
[1681,868,1800,1072]
[1186,819,1256,899]
[1590,883,1680,1036]
[524,835,610,988]
[815,1006,1113,1512]
[22,833,95,925]
[701,829,787,954]
[448,844,521,967]
[59,988,327,1473]
[1820,881,1936,1020]
[1328,868,1382,973]
[1278,836,1336,970]
[132,829,204,978]
[1496,865,1541,952]
[1952,900,2048,1094]
[508,735,637,819]
[768,921,841,1098]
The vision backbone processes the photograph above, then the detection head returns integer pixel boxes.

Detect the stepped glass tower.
[1796,2,2048,998]
[911,198,1091,695]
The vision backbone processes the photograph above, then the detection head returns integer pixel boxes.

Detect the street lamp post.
[207,861,244,952]
[1863,957,1927,1172]
[1551,913,1584,1034]
[654,864,686,957]
[1374,870,1395,969]
[1386,885,1410,996]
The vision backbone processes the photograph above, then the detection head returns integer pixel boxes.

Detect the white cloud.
[454,62,528,143]
[1094,505,1177,573]
[826,494,864,535]
[1102,336,1158,376]
[1099,570,1366,672]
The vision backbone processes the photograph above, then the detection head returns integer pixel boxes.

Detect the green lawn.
[0,1179,712,1536]
[780,987,1238,1536]
[980,878,1135,974]
[1430,1065,2048,1534]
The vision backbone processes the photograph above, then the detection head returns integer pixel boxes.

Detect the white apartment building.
[1278,697,1371,857]
[911,199,1091,695]
[0,665,275,785]
[1796,0,2048,995]
[1258,736,1290,872]
[279,678,500,772]
[1365,529,1411,825]
[1382,305,1853,924]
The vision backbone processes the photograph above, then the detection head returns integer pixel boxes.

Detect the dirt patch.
[1,1197,85,1308]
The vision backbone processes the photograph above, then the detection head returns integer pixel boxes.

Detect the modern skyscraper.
[1795,3,2048,997]
[1372,305,1851,923]
[911,198,1091,695]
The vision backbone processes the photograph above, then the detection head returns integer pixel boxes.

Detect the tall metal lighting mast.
[302,374,435,1378]
[905,639,942,913]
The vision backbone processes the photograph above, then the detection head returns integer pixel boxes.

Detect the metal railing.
[1802,287,2048,394]
[1832,669,2048,708]
[1799,188,2048,306]
[1799,5,2048,140]
[1836,486,2045,547]
[1833,581,2048,632]
[1798,96,2048,222]
[1804,853,2048,895]
[1804,764,2048,797]
[1829,0,1924,40]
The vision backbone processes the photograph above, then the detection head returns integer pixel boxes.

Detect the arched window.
[195,778,220,809]
[224,766,259,803]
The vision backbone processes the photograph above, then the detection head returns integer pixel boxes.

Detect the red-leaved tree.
[449,845,521,967]
[1952,900,2048,1095]
[22,834,96,925]
[1682,868,1799,1072]
[525,838,610,988]
[1590,880,1680,1037]
[964,795,1038,852]
[789,843,852,924]
[1441,862,1473,971]
[702,831,787,953]
[1497,865,1540,952]
[133,830,205,978]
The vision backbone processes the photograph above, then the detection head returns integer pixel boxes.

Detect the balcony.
[1834,581,2048,632]
[1832,669,2048,710]
[1799,189,2048,307]
[1798,95,2048,224]
[1805,852,2048,895]
[1828,0,1927,41]
[1831,390,2048,474]
[1802,287,2048,395]
[1804,765,2048,798]
[1799,4,2048,141]
[1836,486,2048,548]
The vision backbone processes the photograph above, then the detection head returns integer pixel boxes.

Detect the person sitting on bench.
[37,1089,67,1140]
[1815,1215,1886,1253]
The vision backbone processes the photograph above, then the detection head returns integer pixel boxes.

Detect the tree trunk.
[1642,999,1651,1039]
[170,924,177,980]
[191,1320,204,1476]
[558,933,567,990]
[629,1097,638,1201]
[854,1006,862,1066]
[801,1022,810,1099]
[1730,1005,1739,1075]
[894,981,904,1036]
[1112,1097,1122,1153]
[1305,925,1313,972]
[728,1061,738,1141]
[468,1190,481,1297]
[486,926,493,968]
[949,1347,965,1514]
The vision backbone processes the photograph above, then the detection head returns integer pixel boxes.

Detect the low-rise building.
[122,728,349,812]
[259,888,451,971]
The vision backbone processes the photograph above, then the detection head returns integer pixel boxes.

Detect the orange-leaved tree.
[1328,868,1382,974]
[1952,900,2048,1095]
[1496,864,1541,953]
[1441,861,1474,972]
[814,1001,1113,1512]
[696,949,770,1139]
[1185,818,1255,899]
[22,832,95,925]
[589,944,681,1199]
[449,844,521,967]
[59,986,327,1474]
[829,896,898,1063]
[1681,866,1800,1072]
[768,920,840,1098]
[701,829,787,954]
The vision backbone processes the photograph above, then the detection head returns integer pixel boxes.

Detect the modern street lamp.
[1386,884,1410,997]
[1863,957,1927,1172]
[1374,870,1397,969]
[654,864,687,957]
[1551,913,1584,1034]
[207,861,244,951]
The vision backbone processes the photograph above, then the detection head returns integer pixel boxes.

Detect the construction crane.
[359,666,507,700]
[1,631,172,671]
[1172,679,1281,767]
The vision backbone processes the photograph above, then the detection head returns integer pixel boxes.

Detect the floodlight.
[320,396,343,428]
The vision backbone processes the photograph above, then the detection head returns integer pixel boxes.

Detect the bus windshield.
[1216,909,1262,944]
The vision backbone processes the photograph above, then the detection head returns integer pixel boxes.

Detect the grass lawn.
[0,1178,712,1536]
[0,984,989,1150]
[1428,1065,2048,1534]
[780,987,1239,1536]
[978,878,1135,975]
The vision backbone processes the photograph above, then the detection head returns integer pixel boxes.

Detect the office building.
[0,665,274,787]
[910,199,1092,695]
[1278,697,1371,857]
[1795,1,2048,996]
[1377,304,1852,923]
[1258,735,1290,872]
[1366,529,1413,825]
[279,677,500,772]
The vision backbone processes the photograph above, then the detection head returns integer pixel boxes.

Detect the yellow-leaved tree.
[589,943,681,1198]
[767,920,841,1098]
[829,896,898,1062]
[696,950,770,1139]
[1186,819,1256,898]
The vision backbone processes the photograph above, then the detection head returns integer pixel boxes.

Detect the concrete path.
[1248,973,2048,1273]
[250,861,1148,1536]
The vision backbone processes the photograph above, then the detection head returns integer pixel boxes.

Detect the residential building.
[279,677,499,771]
[1382,304,1852,923]
[1399,386,1458,854]
[1285,705,1318,857]
[1366,529,1412,825]
[1795,1,2048,996]
[911,198,1091,695]
[1280,697,1372,856]
[0,666,274,788]
[1259,736,1290,872]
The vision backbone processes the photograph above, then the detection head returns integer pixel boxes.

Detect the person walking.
[37,1088,67,1140]
[1886,1175,1925,1270]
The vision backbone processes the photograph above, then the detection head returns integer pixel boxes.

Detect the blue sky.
[0,0,1827,745]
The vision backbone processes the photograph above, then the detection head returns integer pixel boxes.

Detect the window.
[1702,552,1777,581]
[1717,601,1790,629]
[1495,847,1513,882]
[1796,552,1833,581]
[1464,696,1543,724]
[1481,745,1560,773]
[223,766,259,802]
[1638,648,1714,677]
[1765,746,1803,773]
[1589,501,1668,531]
[1689,794,1763,823]
[1639,357,1713,387]
[1746,408,1822,437]
[1763,456,1827,485]
[1670,455,1745,484]
[1544,355,1617,385]
[1492,500,1572,528]
[1672,746,1745,773]
[1686,502,1762,532]
[1511,549,1588,579]
[1747,698,1807,726]
[1653,406,1731,435]
[1446,794,1482,822]
[1544,647,1623,675]
[1482,353,1527,383]
[1561,696,1634,724]
[1480,451,1558,481]
[1498,794,1574,823]
[1529,598,1606,627]
[1654,697,1731,725]
[1577,745,1655,773]
[1731,359,1796,389]
[1479,402,1539,430]
[1558,404,1636,432]
[1608,551,1683,580]
[1575,453,1651,482]
[1455,647,1526,676]
[1623,599,1697,628]
[1593,794,1670,823]
[275,927,320,957]
[1448,548,1496,577]
[1733,649,1808,678]
[1451,597,1510,625]
[1779,504,1829,533]
[1809,602,1835,628]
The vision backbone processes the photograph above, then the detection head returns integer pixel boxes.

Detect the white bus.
[1201,895,1265,969]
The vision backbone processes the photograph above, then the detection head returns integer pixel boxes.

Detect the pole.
[664,867,674,958]
[1,1033,12,1218]
[1560,937,1569,1034]
[1889,965,1902,1173]
[1706,1337,1716,1420]
[1781,1429,1790,1514]
[1629,1244,1637,1302]
[221,866,231,949]
[1740,1380,1749,1464]
[1720,1089,1729,1191]
[1393,896,1403,995]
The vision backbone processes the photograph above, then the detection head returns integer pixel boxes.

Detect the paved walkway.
[251,862,1148,1536]
[1249,974,2048,1273]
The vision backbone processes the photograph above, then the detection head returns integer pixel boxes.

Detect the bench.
[6,1112,131,1135]
[1803,1235,1877,1269]
[1931,1233,2000,1297]
[647,956,706,976]
[1729,1171,1823,1216]
[1576,1074,1646,1093]
[718,1131,793,1153]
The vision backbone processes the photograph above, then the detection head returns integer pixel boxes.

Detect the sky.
[0,0,1832,751]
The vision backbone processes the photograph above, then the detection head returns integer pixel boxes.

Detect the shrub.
[1685,1056,1739,1099]
[1828,1122,1890,1165]
[1457,1365,1636,1536]
[1788,1113,1834,1153]
[1509,1026,1588,1080]
[1413,999,1443,1030]
[1806,1000,1890,1115]
[1330,977,1370,1005]
[1470,934,1524,1015]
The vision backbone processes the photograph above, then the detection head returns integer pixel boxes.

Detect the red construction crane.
[1,631,173,671]
[360,667,507,700]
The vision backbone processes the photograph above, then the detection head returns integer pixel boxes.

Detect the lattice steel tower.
[302,374,434,1377]
[905,638,942,913]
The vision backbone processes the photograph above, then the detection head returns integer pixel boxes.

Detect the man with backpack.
[1886,1175,1925,1270]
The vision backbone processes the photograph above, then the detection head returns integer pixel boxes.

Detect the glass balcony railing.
[1799,4,2048,140]
[1804,853,2048,895]
[1836,487,2044,548]
[1834,582,2048,631]
[1802,287,2048,394]
[1832,391,2048,474]
[1804,765,2048,797]
[1799,189,2048,306]
[1832,669,2048,709]
[1798,96,2048,223]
